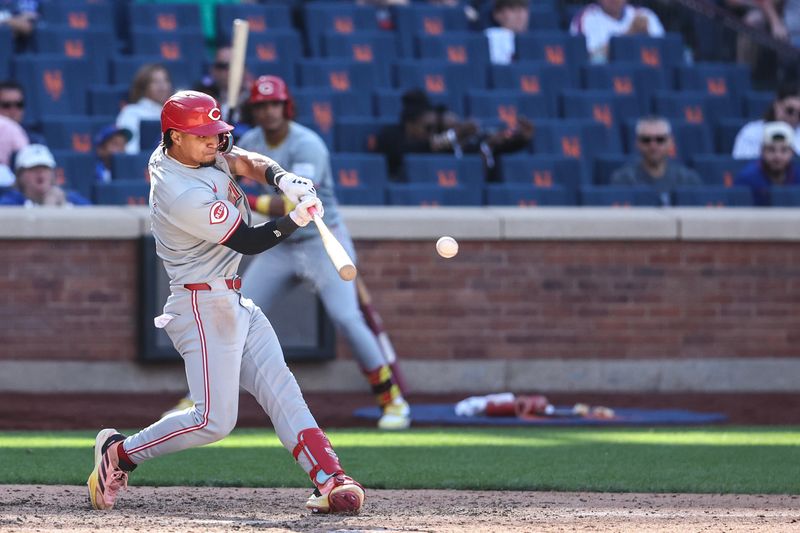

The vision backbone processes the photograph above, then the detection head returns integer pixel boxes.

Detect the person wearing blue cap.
[94,125,133,184]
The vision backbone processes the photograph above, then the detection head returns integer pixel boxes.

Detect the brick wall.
[2,238,798,362]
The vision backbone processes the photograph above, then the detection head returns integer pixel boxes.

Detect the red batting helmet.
[161,90,233,136]
[248,75,295,119]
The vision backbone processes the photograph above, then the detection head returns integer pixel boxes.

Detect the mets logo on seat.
[44,70,64,101]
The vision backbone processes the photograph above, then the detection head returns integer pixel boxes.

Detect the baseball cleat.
[87,429,130,510]
[305,473,365,514]
[378,398,410,430]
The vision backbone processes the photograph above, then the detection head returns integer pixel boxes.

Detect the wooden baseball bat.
[308,207,357,281]
[226,19,249,123]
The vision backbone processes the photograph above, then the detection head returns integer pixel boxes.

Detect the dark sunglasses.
[213,62,230,70]
[0,100,24,109]
[638,135,668,145]
[782,105,800,117]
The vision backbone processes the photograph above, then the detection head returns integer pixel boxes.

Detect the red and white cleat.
[305,472,365,514]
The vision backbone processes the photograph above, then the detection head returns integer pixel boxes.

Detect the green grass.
[0,427,798,494]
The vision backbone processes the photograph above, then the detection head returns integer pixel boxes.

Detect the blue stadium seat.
[486,184,575,206]
[216,3,293,44]
[592,154,630,185]
[94,181,150,206]
[330,152,388,205]
[652,91,712,126]
[87,84,128,116]
[111,153,151,182]
[129,30,205,81]
[466,90,550,126]
[294,115,334,149]
[394,60,486,113]
[498,154,583,191]
[514,33,587,77]
[139,119,162,153]
[580,186,662,207]
[303,2,380,56]
[417,31,489,66]
[691,155,755,187]
[676,63,750,104]
[402,154,484,188]
[386,183,482,206]
[743,90,773,120]
[391,3,469,57]
[128,3,202,33]
[51,149,96,200]
[770,186,800,207]
[12,56,91,122]
[581,63,670,114]
[246,30,303,65]
[294,88,372,140]
[528,6,560,30]
[673,186,753,207]
[490,61,573,110]
[623,119,713,162]
[608,33,685,68]
[34,27,114,84]
[110,55,196,90]
[322,31,399,87]
[0,27,10,80]
[715,118,747,154]
[297,58,384,91]
[561,90,639,151]
[40,1,115,32]
[42,116,113,153]
[334,117,394,152]
[248,61,297,87]
[533,119,612,160]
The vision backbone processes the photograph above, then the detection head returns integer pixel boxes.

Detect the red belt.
[183,278,242,291]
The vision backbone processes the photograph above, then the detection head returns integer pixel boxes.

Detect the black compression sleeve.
[222,215,299,255]
[264,160,287,187]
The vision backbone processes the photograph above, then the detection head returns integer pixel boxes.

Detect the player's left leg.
[237,299,364,513]
[303,227,409,430]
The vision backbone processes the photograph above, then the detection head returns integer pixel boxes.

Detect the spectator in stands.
[735,121,799,206]
[0,144,90,206]
[484,0,529,65]
[733,83,800,158]
[724,1,787,66]
[116,64,173,155]
[0,0,38,43]
[193,45,252,135]
[0,163,13,191]
[611,116,702,206]
[93,125,132,184]
[570,0,665,63]
[0,80,45,144]
[0,115,27,167]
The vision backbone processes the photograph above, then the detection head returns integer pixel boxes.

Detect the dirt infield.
[1,485,798,532]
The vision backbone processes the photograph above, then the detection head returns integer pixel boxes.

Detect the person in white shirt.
[733,84,800,159]
[116,64,173,154]
[570,0,665,63]
[484,0,529,65]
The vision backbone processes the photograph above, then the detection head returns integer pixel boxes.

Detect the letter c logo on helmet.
[161,90,234,136]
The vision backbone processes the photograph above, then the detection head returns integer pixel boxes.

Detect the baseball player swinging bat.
[308,206,357,281]
[226,19,249,124]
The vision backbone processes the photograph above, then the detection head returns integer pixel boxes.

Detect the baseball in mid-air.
[436,236,459,258]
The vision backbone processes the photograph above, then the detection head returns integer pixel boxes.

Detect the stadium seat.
[294,115,335,149]
[579,186,663,207]
[330,153,388,205]
[514,32,587,77]
[592,154,630,185]
[128,3,202,33]
[12,56,91,122]
[465,90,551,126]
[417,31,490,67]
[41,116,113,153]
[769,186,800,207]
[581,63,669,114]
[293,88,372,140]
[486,184,575,206]
[94,181,150,205]
[676,63,750,104]
[715,118,747,154]
[34,27,114,84]
[109,55,197,90]
[248,61,297,87]
[490,61,573,110]
[391,3,470,57]
[561,90,640,151]
[394,60,486,113]
[139,120,162,153]
[534,119,614,160]
[0,27,10,80]
[129,30,205,81]
[608,33,685,68]
[87,84,128,116]
[527,6,560,30]
[691,155,755,187]
[216,3,293,44]
[40,1,115,32]
[743,91,773,119]
[672,186,753,207]
[497,154,583,192]
[51,149,96,200]
[386,183,483,206]
[303,2,380,56]
[652,91,712,126]
[334,117,394,152]
[297,59,383,92]
[322,31,399,87]
[246,30,303,65]
[623,119,713,162]
[402,154,484,188]
[111,153,151,182]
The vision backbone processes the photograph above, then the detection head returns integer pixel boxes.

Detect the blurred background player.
[239,75,410,430]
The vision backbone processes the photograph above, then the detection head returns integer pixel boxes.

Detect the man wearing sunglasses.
[0,80,45,144]
[735,121,799,206]
[611,115,702,206]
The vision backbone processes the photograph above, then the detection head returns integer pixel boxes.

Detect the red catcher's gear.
[161,90,234,136]
[248,75,295,119]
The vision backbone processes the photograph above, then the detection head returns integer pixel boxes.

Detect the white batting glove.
[288,195,323,228]
[277,173,316,204]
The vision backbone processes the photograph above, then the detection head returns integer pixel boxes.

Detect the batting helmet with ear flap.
[161,90,234,135]
[248,75,295,119]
